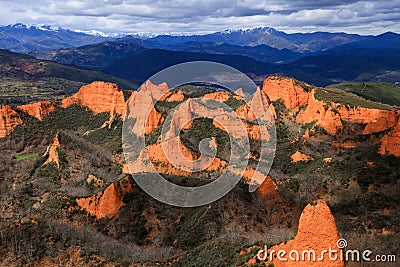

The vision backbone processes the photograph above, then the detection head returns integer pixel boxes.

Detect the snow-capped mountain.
[0,23,112,52]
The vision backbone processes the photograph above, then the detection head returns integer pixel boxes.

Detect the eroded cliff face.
[262,76,400,156]
[236,87,276,122]
[140,80,170,101]
[76,176,133,219]
[126,82,165,135]
[295,93,343,136]
[0,105,22,138]
[338,106,398,134]
[263,76,311,110]
[127,136,227,177]
[267,200,344,267]
[379,119,400,156]
[165,90,185,102]
[62,81,126,116]
[17,100,57,121]
[254,175,278,199]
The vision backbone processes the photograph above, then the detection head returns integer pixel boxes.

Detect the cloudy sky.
[0,0,399,35]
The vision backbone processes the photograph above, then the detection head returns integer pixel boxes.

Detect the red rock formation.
[303,128,310,143]
[203,91,233,102]
[126,87,165,135]
[267,200,344,267]
[17,100,57,121]
[62,81,126,116]
[290,151,313,162]
[262,76,311,110]
[146,136,227,175]
[337,106,399,134]
[234,88,247,98]
[163,99,194,140]
[236,87,276,122]
[140,80,170,100]
[296,94,342,136]
[76,176,133,219]
[165,90,185,102]
[379,120,400,156]
[254,175,278,199]
[262,76,400,144]
[0,105,22,138]
[43,133,60,168]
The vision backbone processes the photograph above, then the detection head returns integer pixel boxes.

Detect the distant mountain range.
[0,23,386,54]
[0,23,110,52]
[1,23,400,86]
[137,27,367,53]
[31,31,400,86]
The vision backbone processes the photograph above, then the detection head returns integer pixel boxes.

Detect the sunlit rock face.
[76,176,133,219]
[17,100,57,121]
[62,81,126,115]
[263,76,400,156]
[0,105,22,138]
[267,200,344,267]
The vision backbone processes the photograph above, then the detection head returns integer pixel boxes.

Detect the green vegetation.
[172,239,258,267]
[180,117,231,161]
[154,99,184,118]
[225,95,246,110]
[85,116,123,152]
[296,80,314,92]
[15,153,39,161]
[327,82,400,107]
[145,125,162,146]
[164,205,222,249]
[315,87,392,110]
[174,84,227,98]
[0,49,136,105]
[9,105,110,146]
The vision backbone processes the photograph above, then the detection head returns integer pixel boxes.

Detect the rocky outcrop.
[303,128,310,143]
[296,93,342,136]
[290,151,313,162]
[128,136,227,176]
[140,80,170,101]
[62,81,126,116]
[43,133,60,168]
[262,76,311,110]
[163,99,194,140]
[76,176,133,219]
[296,96,400,137]
[267,200,344,267]
[126,86,165,135]
[234,88,247,98]
[165,90,185,102]
[0,105,22,138]
[236,87,276,122]
[337,106,399,134]
[262,76,400,156]
[203,91,233,102]
[254,175,278,199]
[17,100,57,121]
[379,120,400,156]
